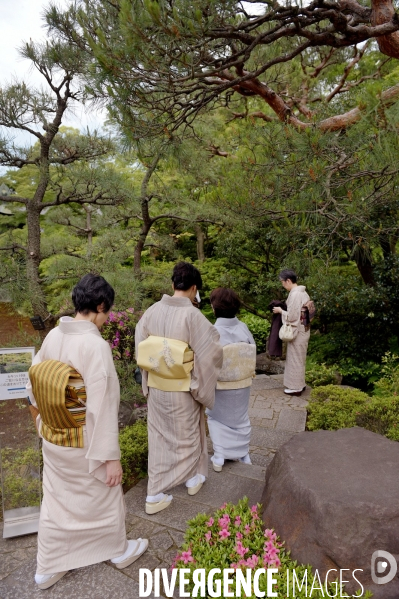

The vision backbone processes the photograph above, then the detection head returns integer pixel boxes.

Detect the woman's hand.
[273,307,282,314]
[105,459,123,487]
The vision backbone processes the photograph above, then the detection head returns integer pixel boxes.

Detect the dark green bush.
[305,361,339,387]
[119,420,148,486]
[306,385,369,431]
[356,396,399,441]
[240,313,271,353]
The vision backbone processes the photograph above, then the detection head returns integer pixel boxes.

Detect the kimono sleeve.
[189,311,223,409]
[134,313,149,397]
[84,340,121,482]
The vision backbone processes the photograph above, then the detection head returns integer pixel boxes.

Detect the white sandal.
[35,571,68,589]
[111,538,149,569]
[145,494,173,514]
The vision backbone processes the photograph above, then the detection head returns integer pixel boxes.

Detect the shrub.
[306,385,369,431]
[356,396,399,442]
[172,498,368,598]
[102,308,139,361]
[0,446,41,512]
[119,420,148,486]
[305,361,339,387]
[240,313,271,353]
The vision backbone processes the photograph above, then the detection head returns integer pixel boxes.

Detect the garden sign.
[0,347,35,400]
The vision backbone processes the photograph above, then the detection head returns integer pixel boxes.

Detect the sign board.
[0,347,35,400]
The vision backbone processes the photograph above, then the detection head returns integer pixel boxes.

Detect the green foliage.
[240,313,271,353]
[356,396,399,442]
[305,360,339,387]
[307,383,399,442]
[0,447,41,511]
[172,498,367,598]
[307,385,369,431]
[119,420,148,486]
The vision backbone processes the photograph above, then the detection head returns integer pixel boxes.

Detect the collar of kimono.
[161,294,193,307]
[215,317,240,327]
[59,316,102,336]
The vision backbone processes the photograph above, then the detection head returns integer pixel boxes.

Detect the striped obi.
[28,359,87,448]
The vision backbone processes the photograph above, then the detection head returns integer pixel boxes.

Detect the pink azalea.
[220,503,227,510]
[264,529,277,542]
[264,540,279,553]
[180,550,194,564]
[235,541,249,557]
[236,532,243,540]
[205,532,212,542]
[274,557,281,568]
[218,515,230,528]
[119,321,124,327]
[219,529,231,539]
[250,505,258,514]
[246,555,259,569]
[234,516,241,527]
[244,524,251,535]
[206,517,214,527]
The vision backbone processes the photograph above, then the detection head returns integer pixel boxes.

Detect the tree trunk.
[195,224,205,262]
[354,255,375,286]
[26,203,48,317]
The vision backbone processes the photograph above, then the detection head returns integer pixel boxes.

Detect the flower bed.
[172,498,370,598]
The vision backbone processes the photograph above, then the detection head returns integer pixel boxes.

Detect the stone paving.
[0,374,309,599]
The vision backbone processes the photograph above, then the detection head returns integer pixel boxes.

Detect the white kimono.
[281,285,310,390]
[26,317,127,575]
[206,317,255,462]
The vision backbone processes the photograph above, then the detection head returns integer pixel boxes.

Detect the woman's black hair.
[210,287,241,319]
[72,274,115,314]
[279,269,297,284]
[171,261,203,291]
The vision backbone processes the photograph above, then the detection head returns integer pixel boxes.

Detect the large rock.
[261,427,399,598]
[256,353,285,374]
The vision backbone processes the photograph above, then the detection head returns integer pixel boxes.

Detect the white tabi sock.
[185,473,205,488]
[211,455,224,467]
[35,573,57,584]
[146,492,173,503]
[239,454,252,465]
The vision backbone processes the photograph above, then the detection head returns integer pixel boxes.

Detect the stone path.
[0,375,310,599]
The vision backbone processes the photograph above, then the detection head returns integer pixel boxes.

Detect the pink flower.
[264,529,277,542]
[250,505,258,514]
[205,532,211,542]
[236,532,243,540]
[274,557,281,568]
[235,541,249,557]
[220,503,227,510]
[219,529,231,539]
[244,524,251,535]
[246,555,259,569]
[206,517,214,527]
[180,550,194,564]
[218,514,230,528]
[119,321,124,327]
[234,516,241,527]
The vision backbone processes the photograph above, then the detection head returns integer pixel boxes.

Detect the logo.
[371,550,397,585]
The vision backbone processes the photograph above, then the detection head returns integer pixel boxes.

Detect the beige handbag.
[279,322,294,342]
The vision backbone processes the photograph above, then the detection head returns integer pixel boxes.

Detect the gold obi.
[216,343,256,390]
[137,335,194,392]
[28,359,87,448]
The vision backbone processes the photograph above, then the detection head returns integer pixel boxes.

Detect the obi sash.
[137,335,194,392]
[216,343,256,390]
[28,359,86,448]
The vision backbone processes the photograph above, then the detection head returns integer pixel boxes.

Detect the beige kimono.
[26,317,127,575]
[135,295,223,496]
[282,285,310,390]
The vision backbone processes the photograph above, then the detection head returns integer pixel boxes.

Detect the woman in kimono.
[135,262,223,514]
[27,274,148,590]
[206,288,256,472]
[272,269,310,396]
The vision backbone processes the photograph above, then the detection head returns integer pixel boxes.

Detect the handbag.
[279,322,294,342]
